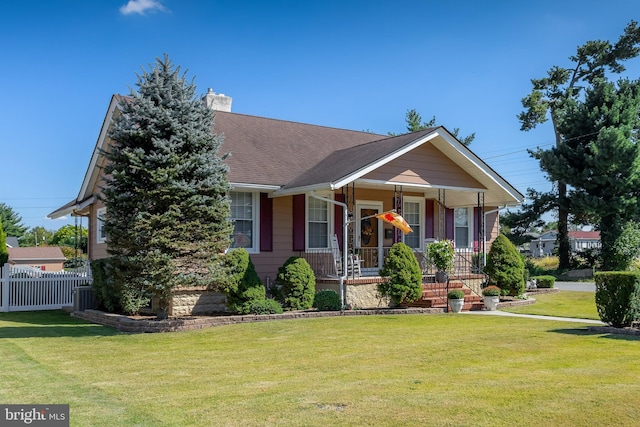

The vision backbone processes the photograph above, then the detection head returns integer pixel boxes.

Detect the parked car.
[9,265,43,278]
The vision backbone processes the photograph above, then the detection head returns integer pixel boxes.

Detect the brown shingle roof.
[8,246,66,261]
[281,128,437,189]
[212,111,385,186]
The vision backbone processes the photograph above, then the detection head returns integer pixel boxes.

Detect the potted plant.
[447,289,465,313]
[481,285,501,311]
[428,240,455,283]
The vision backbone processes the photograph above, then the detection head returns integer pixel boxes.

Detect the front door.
[356,201,383,274]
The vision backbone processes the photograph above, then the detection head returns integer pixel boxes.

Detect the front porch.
[303,248,488,311]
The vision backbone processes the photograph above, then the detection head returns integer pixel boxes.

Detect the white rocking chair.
[330,234,362,277]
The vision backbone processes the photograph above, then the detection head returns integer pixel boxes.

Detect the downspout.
[310,191,348,310]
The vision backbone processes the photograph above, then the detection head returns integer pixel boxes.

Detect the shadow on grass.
[551,327,640,341]
[0,311,119,338]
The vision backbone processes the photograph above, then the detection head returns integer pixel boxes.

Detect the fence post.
[1,264,9,312]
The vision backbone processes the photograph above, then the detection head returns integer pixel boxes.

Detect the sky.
[2,0,640,233]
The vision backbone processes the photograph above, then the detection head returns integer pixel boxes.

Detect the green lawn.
[502,290,600,320]
[1,306,639,426]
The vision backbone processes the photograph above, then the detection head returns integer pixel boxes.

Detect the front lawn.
[502,290,600,320]
[1,310,638,426]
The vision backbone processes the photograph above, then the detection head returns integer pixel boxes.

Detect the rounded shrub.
[277,256,316,311]
[484,234,526,296]
[313,289,341,311]
[532,275,555,288]
[378,242,422,306]
[217,248,265,314]
[247,299,283,315]
[595,271,640,327]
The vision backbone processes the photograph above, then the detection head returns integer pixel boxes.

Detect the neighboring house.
[7,246,66,271]
[529,230,601,257]
[49,90,523,310]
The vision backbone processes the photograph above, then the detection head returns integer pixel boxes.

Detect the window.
[96,207,107,244]
[454,208,471,248]
[307,194,331,249]
[403,197,424,249]
[230,191,258,252]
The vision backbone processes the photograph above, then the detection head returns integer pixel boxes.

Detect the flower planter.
[448,298,464,313]
[483,295,499,311]
[435,271,449,284]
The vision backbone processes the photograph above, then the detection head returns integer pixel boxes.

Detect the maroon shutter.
[292,194,305,251]
[425,199,434,239]
[260,193,273,252]
[445,208,454,241]
[473,207,480,251]
[334,194,345,247]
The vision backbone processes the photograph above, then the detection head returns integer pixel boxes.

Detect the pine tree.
[540,78,640,270]
[519,20,640,270]
[101,54,233,316]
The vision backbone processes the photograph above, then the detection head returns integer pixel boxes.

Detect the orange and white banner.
[375,211,413,234]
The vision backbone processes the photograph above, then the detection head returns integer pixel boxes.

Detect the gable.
[361,142,484,189]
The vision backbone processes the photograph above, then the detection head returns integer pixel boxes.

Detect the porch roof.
[273,127,524,208]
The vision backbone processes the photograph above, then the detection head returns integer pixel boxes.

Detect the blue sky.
[2,0,640,232]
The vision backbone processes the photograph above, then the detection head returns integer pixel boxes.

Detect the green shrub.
[246,299,283,315]
[481,285,501,296]
[90,257,150,315]
[378,242,423,306]
[532,275,555,288]
[595,272,640,327]
[217,248,265,314]
[485,234,526,296]
[313,289,342,311]
[277,257,316,311]
[447,289,465,300]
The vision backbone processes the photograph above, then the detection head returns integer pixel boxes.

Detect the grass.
[1,306,639,426]
[502,290,600,320]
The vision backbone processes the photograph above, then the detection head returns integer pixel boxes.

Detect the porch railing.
[302,246,485,282]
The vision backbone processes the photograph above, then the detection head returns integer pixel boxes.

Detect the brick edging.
[72,307,446,333]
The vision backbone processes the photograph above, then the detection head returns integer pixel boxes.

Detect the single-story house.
[7,246,66,271]
[49,89,523,312]
[529,230,601,257]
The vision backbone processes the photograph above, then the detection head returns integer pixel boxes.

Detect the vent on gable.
[202,88,232,112]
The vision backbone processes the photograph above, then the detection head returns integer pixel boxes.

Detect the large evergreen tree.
[101,54,233,316]
[540,78,640,270]
[0,202,27,238]
[519,20,640,270]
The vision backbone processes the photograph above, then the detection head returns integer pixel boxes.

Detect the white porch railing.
[0,263,93,312]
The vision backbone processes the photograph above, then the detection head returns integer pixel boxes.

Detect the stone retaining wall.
[72,306,444,333]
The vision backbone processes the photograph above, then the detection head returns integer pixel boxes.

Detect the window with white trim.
[307,194,332,249]
[96,207,107,244]
[230,191,258,252]
[454,208,472,249]
[403,197,424,249]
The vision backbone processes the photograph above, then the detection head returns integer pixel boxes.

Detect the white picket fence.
[0,263,93,312]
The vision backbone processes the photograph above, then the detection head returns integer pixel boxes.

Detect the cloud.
[119,0,166,16]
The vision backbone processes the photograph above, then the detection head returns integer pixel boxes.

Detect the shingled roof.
[212,111,386,187]
[8,246,66,261]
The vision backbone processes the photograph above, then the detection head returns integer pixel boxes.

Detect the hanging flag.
[375,211,413,234]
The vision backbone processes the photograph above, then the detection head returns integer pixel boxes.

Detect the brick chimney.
[202,88,232,112]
